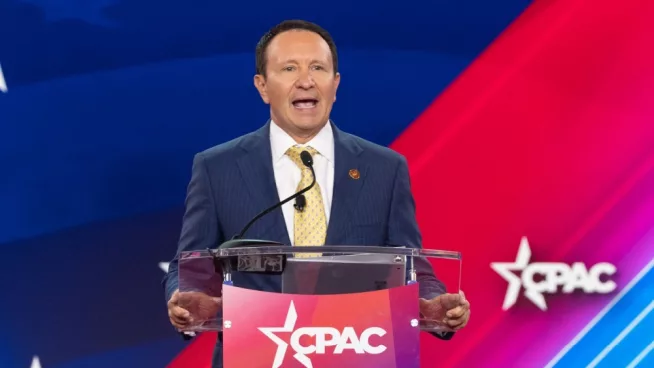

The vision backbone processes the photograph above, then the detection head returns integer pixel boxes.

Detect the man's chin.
[291,119,328,132]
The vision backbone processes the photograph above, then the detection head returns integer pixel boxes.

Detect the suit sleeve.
[163,152,223,302]
[387,156,454,340]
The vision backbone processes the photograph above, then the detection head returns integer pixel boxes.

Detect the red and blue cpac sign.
[221,284,420,368]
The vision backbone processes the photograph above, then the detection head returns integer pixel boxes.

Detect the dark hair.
[255,20,338,77]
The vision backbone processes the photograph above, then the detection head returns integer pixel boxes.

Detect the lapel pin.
[349,169,360,180]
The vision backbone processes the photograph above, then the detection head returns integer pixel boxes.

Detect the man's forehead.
[267,30,331,60]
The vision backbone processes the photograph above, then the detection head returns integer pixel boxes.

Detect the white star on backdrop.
[0,63,7,93]
[30,356,41,368]
[490,236,547,311]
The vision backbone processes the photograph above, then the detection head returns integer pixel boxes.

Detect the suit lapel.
[326,124,366,244]
[236,122,291,245]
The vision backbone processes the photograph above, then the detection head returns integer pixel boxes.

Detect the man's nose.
[295,70,316,89]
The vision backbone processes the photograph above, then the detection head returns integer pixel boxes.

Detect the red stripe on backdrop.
[392,0,654,366]
[167,333,215,368]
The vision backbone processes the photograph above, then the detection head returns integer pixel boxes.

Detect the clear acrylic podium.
[177,245,461,368]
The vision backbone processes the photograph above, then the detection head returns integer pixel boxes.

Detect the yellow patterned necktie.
[286,145,327,257]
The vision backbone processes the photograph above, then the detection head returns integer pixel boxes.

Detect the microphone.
[220,150,316,248]
[294,195,306,212]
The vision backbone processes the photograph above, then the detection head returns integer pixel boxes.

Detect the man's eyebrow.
[279,59,327,65]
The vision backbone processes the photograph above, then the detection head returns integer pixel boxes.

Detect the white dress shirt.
[269,120,335,245]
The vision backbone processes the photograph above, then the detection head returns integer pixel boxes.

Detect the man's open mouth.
[292,98,318,109]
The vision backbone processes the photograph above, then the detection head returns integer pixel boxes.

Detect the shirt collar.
[270,120,335,163]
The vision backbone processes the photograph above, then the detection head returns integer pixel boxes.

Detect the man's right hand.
[167,289,222,330]
[168,290,192,330]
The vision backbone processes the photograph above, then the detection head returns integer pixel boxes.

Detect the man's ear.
[254,74,270,104]
[333,72,341,102]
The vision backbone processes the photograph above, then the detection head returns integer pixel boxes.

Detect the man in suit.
[164,19,471,367]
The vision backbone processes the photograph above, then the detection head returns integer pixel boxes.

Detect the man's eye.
[283,66,295,71]
[312,65,324,70]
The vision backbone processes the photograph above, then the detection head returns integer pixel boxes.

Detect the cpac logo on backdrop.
[259,301,387,368]
[491,237,617,311]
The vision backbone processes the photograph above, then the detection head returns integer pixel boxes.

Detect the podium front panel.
[222,283,421,368]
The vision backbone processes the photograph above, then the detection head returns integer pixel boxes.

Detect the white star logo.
[491,236,547,311]
[0,63,7,93]
[159,262,169,273]
[259,301,312,368]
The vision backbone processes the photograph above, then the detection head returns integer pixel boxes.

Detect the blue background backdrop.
[0,0,531,366]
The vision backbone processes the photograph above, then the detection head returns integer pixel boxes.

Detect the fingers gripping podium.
[176,244,462,368]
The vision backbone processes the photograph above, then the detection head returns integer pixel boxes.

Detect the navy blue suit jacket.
[163,121,450,367]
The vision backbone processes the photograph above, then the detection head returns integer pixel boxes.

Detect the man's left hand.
[419,290,470,331]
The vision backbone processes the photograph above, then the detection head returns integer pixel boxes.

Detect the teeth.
[294,101,317,109]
